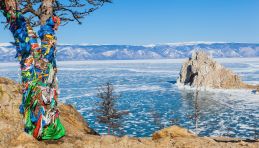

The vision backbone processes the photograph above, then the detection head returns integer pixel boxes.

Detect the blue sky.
[0,0,259,45]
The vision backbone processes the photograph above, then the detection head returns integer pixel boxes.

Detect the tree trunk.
[3,0,18,10]
[1,0,65,140]
[108,126,110,135]
[40,0,54,25]
[194,90,199,134]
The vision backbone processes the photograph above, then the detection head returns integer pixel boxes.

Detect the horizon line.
[1,41,259,47]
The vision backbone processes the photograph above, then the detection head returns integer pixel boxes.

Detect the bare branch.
[10,0,111,26]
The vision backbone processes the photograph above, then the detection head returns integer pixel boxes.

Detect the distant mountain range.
[1,42,259,61]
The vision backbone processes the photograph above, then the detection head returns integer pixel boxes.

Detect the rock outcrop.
[0,77,97,147]
[178,51,259,89]
[152,126,195,140]
[0,77,258,147]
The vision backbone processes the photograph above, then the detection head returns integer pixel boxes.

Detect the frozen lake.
[0,58,258,138]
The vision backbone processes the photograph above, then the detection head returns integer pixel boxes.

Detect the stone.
[178,51,259,89]
[16,133,35,143]
[152,125,195,140]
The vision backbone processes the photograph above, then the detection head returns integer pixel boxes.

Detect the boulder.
[178,51,259,89]
[152,126,195,140]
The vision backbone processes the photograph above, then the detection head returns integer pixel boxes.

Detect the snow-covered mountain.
[1,42,259,61]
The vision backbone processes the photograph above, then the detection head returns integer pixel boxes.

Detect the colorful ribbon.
[1,2,65,140]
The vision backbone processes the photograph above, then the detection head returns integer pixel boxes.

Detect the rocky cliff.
[0,77,258,147]
[178,51,259,89]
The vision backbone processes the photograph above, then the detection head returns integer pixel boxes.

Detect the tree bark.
[40,0,54,25]
[4,0,18,10]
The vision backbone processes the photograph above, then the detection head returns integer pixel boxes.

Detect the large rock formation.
[178,51,259,89]
[0,77,258,147]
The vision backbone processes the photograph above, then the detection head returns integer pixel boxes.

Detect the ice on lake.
[0,58,258,138]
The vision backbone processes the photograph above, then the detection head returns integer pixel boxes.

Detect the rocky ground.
[0,77,258,148]
[178,51,259,90]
